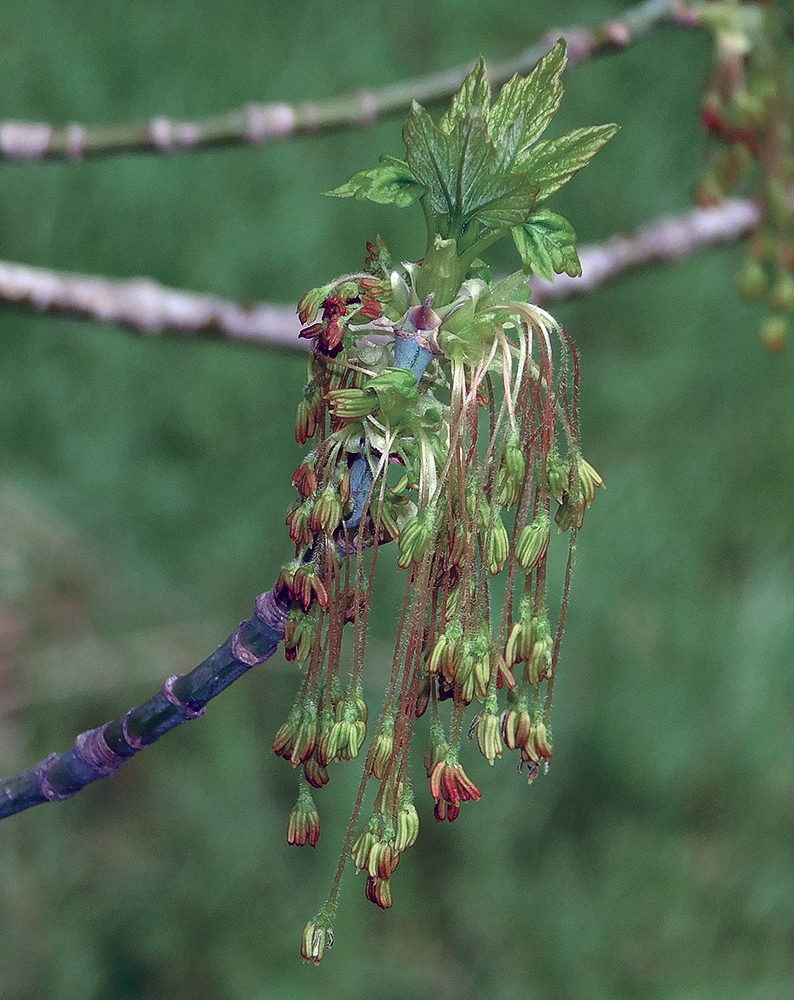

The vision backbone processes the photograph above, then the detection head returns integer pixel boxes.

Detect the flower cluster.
[269,41,615,961]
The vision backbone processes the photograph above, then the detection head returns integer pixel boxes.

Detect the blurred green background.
[1,2,793,998]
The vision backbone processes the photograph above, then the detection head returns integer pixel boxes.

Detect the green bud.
[761,313,788,352]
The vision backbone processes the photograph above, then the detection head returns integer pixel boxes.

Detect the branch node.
[148,117,174,154]
[161,674,206,719]
[122,711,149,750]
[66,124,86,162]
[255,587,290,636]
[37,754,75,802]
[75,725,128,776]
[245,103,295,145]
[231,625,266,667]
[0,122,52,160]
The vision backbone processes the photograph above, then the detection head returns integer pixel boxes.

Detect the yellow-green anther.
[301,916,334,965]
[515,511,551,570]
[397,508,437,568]
[394,800,420,853]
[547,452,569,503]
[498,433,526,508]
[476,709,504,764]
[327,387,378,419]
[526,616,553,685]
[310,486,343,534]
[505,621,523,667]
[351,824,376,871]
[486,514,510,575]
[576,458,604,506]
[370,728,394,780]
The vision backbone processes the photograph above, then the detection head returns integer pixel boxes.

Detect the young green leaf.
[467,172,539,229]
[515,123,620,203]
[403,101,461,218]
[404,103,500,229]
[512,208,581,281]
[437,55,491,135]
[326,157,426,208]
[489,39,566,166]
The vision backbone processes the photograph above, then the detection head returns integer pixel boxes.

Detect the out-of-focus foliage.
[0,2,792,999]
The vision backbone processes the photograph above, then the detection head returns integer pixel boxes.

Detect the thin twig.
[0,197,764,347]
[0,588,290,822]
[0,0,687,163]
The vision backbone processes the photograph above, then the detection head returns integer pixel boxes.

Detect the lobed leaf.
[326,158,426,208]
[437,55,491,135]
[467,172,539,229]
[515,123,620,202]
[489,39,567,168]
[512,208,581,282]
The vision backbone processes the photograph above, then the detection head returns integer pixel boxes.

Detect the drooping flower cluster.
[269,41,616,963]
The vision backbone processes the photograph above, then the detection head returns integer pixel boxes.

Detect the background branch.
[0,197,762,346]
[0,0,687,162]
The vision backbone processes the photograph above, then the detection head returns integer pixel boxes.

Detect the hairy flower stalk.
[282,40,616,961]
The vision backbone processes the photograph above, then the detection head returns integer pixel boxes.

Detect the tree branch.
[0,587,289,821]
[0,197,763,346]
[0,0,688,162]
